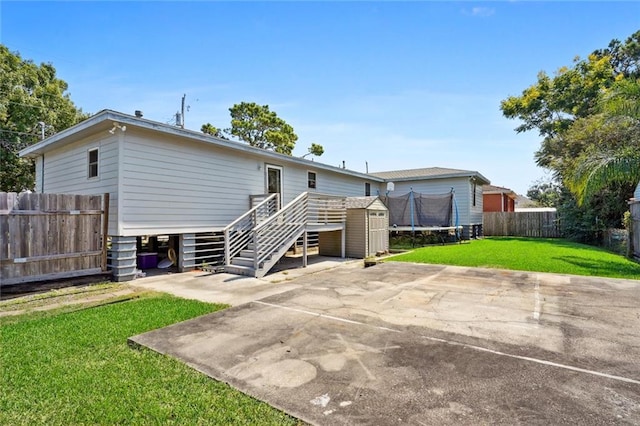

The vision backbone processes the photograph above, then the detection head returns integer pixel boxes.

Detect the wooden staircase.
[223,192,346,278]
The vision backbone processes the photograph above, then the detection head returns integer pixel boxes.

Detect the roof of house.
[369,167,490,185]
[19,109,384,183]
[345,196,385,209]
[482,184,517,197]
[514,194,537,207]
[19,109,492,187]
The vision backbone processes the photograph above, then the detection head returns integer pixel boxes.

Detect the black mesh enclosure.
[381,193,412,227]
[415,192,452,226]
[382,192,453,227]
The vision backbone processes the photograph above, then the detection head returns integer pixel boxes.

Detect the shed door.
[368,210,388,255]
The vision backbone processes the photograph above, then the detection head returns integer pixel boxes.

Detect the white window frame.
[307,171,317,189]
[88,148,99,179]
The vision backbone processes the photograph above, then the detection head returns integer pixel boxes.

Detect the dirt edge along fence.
[0,192,109,285]
[483,211,561,238]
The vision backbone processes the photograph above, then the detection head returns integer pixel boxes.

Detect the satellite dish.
[386,182,395,192]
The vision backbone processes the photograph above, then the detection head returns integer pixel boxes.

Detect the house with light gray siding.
[20,110,490,281]
[370,167,490,238]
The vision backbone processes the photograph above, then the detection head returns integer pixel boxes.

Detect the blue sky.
[2,1,639,194]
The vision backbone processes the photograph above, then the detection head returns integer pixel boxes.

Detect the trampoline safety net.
[381,192,453,228]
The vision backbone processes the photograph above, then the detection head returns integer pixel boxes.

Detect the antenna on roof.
[174,94,187,128]
[180,94,186,128]
[38,122,46,140]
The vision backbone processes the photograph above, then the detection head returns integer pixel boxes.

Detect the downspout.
[40,154,45,193]
[116,130,125,236]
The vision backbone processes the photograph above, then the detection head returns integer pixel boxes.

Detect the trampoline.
[380,189,462,245]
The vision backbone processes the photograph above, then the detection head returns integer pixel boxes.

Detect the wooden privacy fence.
[483,211,560,238]
[0,192,109,285]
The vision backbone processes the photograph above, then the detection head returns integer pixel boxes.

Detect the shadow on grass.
[486,237,618,253]
[554,255,640,278]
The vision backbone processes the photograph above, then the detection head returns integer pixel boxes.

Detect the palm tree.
[568,147,640,205]
[567,79,640,205]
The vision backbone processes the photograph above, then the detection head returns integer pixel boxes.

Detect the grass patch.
[388,237,640,279]
[0,293,300,425]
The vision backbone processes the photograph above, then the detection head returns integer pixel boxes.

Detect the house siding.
[484,194,515,212]
[346,210,367,258]
[121,130,263,235]
[377,177,479,227]
[36,134,119,234]
[118,129,375,236]
[284,168,374,201]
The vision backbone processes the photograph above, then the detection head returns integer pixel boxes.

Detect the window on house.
[365,182,371,196]
[308,171,317,189]
[88,148,99,178]
[472,181,477,206]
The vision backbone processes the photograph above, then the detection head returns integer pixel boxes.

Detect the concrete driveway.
[130,261,640,425]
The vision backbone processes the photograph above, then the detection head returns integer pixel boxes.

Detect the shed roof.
[370,167,490,185]
[345,196,385,209]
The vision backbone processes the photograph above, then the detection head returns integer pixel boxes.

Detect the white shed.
[320,196,388,258]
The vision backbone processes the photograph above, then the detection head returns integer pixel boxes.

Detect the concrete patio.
[130,261,640,425]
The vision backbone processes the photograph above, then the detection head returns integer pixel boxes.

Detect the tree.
[500,31,640,239]
[301,142,324,158]
[567,147,640,205]
[203,102,325,157]
[1,45,86,192]
[200,123,225,138]
[226,102,299,155]
[500,30,640,173]
[565,78,640,205]
[526,177,562,207]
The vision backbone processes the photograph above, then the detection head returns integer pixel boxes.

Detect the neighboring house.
[482,184,517,212]
[19,110,489,280]
[514,194,537,209]
[369,167,490,239]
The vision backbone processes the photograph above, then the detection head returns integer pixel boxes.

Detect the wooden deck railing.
[223,193,278,266]
[223,192,347,277]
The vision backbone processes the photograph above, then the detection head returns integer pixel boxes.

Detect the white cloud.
[463,7,496,17]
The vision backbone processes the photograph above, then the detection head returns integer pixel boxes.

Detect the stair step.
[231,256,254,267]
[240,249,254,258]
[224,264,256,277]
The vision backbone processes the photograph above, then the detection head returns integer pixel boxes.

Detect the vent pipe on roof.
[135,110,143,118]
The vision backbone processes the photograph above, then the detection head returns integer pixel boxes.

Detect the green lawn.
[388,237,640,279]
[0,293,300,425]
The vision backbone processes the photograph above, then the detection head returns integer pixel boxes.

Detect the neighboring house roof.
[514,194,537,208]
[345,196,384,209]
[370,167,490,185]
[19,109,384,183]
[482,184,517,198]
